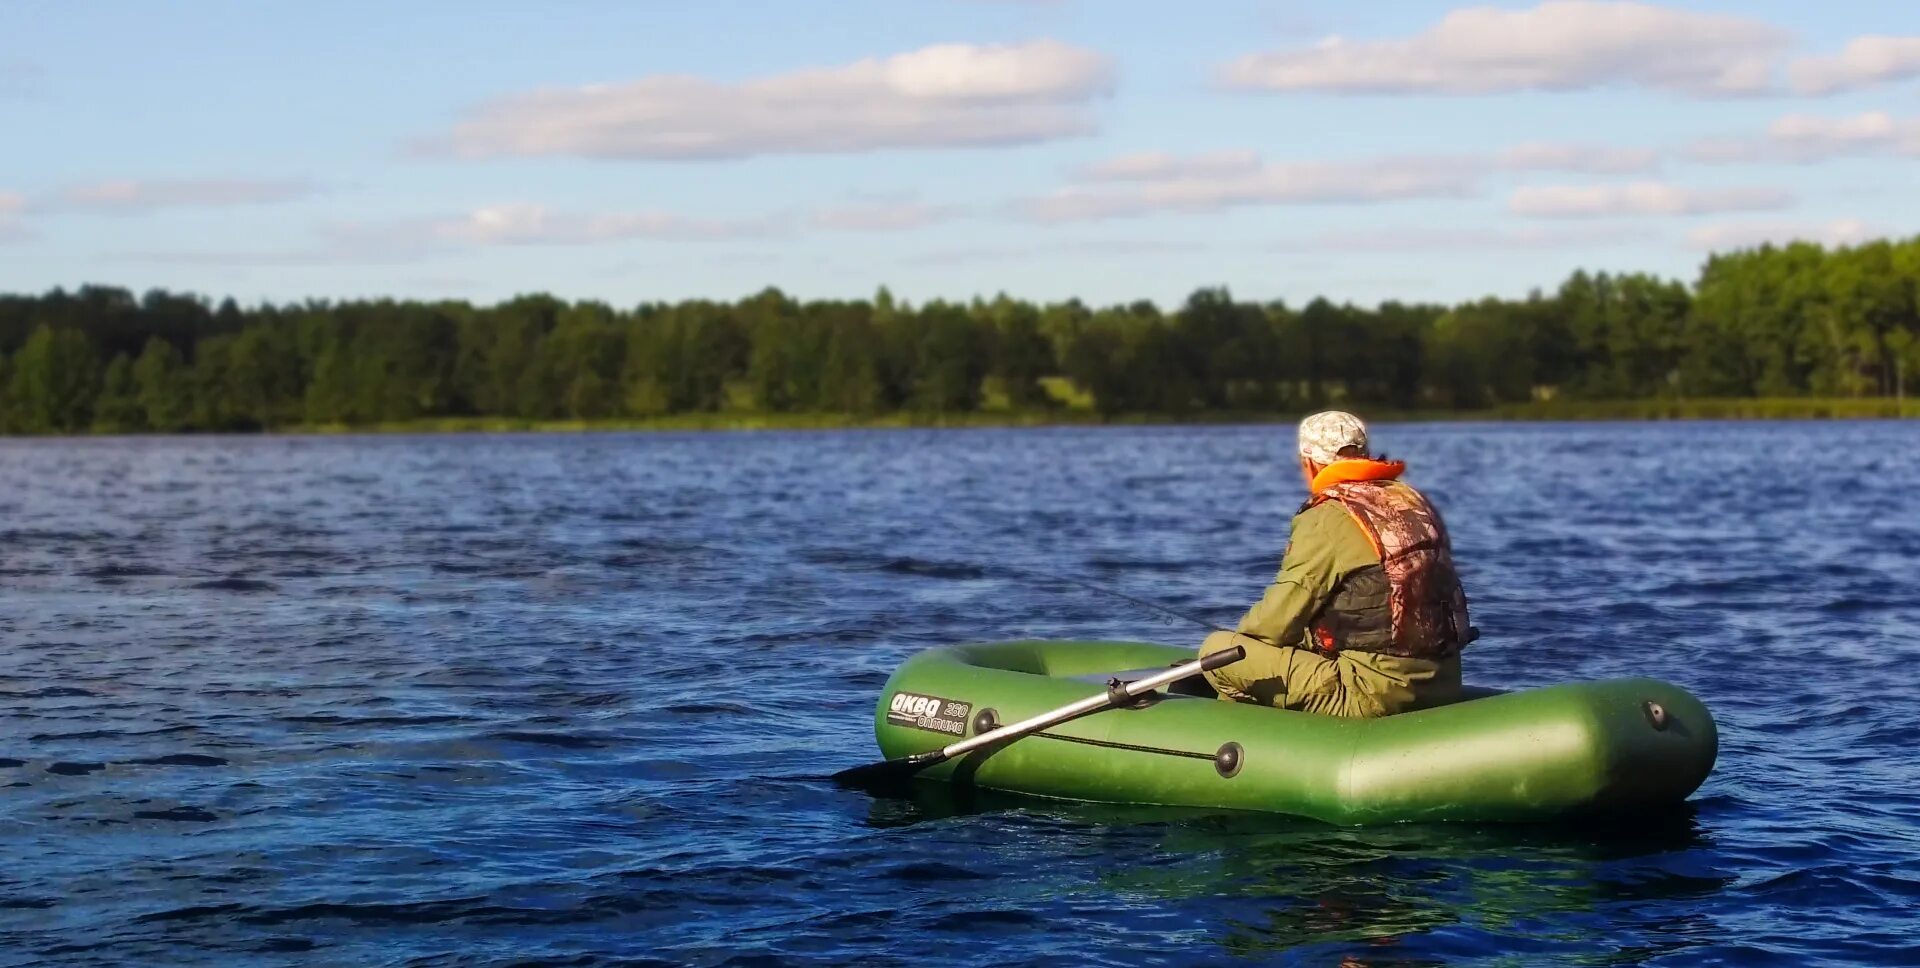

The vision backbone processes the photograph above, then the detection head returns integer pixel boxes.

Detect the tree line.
[1,236,1916,434]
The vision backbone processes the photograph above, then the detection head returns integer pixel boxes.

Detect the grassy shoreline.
[273,398,1919,435]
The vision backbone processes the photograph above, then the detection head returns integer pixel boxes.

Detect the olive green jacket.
[1239,500,1380,650]
[1205,500,1460,717]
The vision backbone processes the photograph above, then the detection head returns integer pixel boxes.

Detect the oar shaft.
[933,646,1244,761]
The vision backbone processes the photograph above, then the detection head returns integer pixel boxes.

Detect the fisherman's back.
[1199,412,1471,718]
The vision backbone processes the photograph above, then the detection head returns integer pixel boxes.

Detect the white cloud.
[118,204,787,267]
[1689,111,1920,163]
[905,238,1204,266]
[54,178,321,213]
[1075,150,1262,181]
[1767,111,1920,158]
[1068,238,1207,256]
[906,245,1035,266]
[114,247,417,268]
[1272,223,1653,252]
[1018,152,1481,222]
[810,200,960,232]
[427,201,954,242]
[416,204,784,245]
[116,197,957,267]
[420,40,1113,161]
[1023,138,1676,223]
[1510,182,1793,217]
[1790,36,1920,95]
[1497,142,1660,173]
[1687,218,1878,251]
[1222,1,1784,97]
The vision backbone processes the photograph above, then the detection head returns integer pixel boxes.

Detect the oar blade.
[831,751,944,792]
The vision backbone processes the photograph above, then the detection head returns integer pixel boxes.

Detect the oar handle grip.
[1199,645,1247,672]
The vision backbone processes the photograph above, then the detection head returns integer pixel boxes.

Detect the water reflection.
[871,781,1727,963]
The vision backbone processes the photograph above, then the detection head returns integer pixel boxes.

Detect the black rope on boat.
[1030,731,1216,761]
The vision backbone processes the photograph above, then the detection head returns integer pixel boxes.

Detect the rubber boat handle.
[932,645,1246,762]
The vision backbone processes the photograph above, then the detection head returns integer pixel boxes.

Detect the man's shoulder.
[1339,477,1436,507]
[1384,478,1432,502]
[1291,497,1343,523]
[1293,492,1391,566]
[1291,497,1365,538]
[1295,479,1421,517]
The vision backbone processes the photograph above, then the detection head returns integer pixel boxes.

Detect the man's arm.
[1234,507,1345,648]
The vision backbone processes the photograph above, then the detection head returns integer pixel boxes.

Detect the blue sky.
[2,0,1915,308]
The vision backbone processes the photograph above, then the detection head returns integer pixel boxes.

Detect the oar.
[833,645,1246,790]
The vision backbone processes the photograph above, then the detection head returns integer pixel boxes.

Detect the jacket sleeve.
[1236,506,1344,647]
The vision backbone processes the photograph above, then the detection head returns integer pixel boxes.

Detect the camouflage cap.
[1297,410,1369,465]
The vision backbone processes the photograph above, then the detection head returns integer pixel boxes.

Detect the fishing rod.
[1007,566,1234,637]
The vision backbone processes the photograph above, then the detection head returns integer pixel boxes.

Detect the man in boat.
[1199,410,1471,717]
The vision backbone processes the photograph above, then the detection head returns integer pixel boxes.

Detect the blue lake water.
[3,422,1918,966]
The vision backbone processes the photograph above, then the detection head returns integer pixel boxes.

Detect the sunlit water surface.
[3,423,1917,966]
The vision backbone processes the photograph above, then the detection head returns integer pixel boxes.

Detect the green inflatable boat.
[868,640,1717,825]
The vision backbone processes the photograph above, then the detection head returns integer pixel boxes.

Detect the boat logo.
[886,692,972,736]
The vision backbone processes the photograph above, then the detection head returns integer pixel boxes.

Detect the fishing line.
[1002,566,1233,636]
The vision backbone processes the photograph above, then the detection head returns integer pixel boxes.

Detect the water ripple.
[1,425,1916,965]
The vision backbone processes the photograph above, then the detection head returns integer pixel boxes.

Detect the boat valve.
[1643,700,1669,731]
[972,708,999,735]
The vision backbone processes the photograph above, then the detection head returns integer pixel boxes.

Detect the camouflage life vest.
[1305,478,1472,660]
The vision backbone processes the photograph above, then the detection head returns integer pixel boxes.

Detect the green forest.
[2,236,1918,434]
